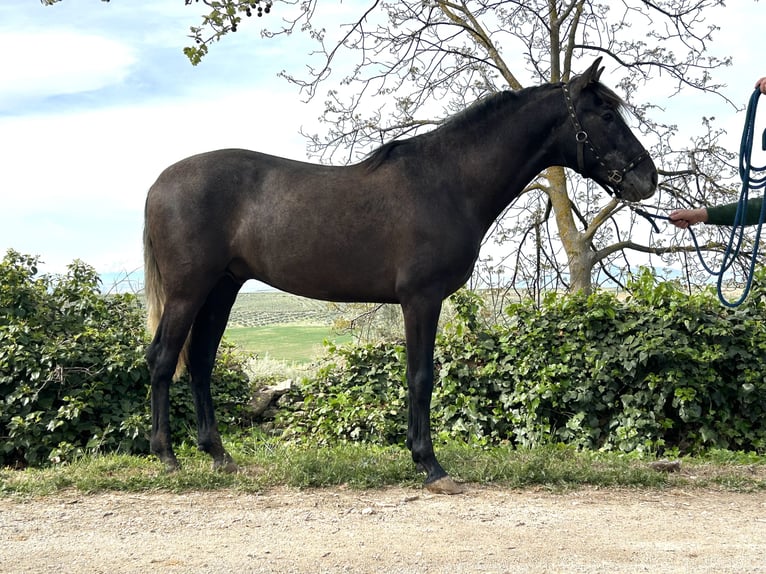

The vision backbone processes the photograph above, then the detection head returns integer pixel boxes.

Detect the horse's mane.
[362,80,627,172]
[363,139,410,172]
[362,91,521,172]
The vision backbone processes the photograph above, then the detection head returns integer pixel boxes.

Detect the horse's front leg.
[401,296,464,495]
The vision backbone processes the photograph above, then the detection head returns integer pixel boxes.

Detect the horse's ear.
[569,57,605,95]
[587,57,604,83]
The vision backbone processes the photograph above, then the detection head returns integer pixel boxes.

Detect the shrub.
[482,268,766,453]
[0,251,150,466]
[279,269,766,455]
[0,250,253,467]
[278,341,408,444]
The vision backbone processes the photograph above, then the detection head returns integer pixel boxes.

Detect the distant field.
[224,324,352,363]
[224,292,350,362]
[227,292,341,327]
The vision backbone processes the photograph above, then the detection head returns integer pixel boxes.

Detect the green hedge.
[279,269,766,455]
[4,245,766,467]
[0,251,252,467]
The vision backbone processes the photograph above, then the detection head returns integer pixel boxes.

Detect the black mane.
[361,80,628,172]
[362,90,524,172]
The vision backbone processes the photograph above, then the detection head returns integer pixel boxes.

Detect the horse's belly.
[232,240,401,304]
[230,204,479,304]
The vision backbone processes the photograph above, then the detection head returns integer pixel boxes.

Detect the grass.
[3,440,766,499]
[224,324,352,363]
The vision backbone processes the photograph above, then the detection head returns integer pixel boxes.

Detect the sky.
[0,0,330,291]
[0,0,764,292]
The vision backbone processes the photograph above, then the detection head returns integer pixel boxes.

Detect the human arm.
[670,197,766,228]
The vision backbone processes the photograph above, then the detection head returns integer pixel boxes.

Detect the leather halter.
[561,83,649,198]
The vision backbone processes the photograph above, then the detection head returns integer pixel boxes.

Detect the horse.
[143,58,657,494]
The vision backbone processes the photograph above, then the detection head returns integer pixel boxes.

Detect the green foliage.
[43,1,274,66]
[183,0,274,66]
[0,251,150,466]
[279,275,766,455]
[0,251,253,467]
[278,341,408,444]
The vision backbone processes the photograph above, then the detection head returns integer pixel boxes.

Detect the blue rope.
[713,88,766,307]
[634,88,766,307]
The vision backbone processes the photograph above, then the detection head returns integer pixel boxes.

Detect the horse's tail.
[144,217,189,379]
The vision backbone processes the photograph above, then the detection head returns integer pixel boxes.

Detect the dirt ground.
[2,485,766,574]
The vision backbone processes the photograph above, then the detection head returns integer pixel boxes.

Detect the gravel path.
[2,485,766,573]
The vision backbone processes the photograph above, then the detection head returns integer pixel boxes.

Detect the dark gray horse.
[143,58,657,493]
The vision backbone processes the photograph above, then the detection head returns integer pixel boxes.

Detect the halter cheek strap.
[562,83,649,197]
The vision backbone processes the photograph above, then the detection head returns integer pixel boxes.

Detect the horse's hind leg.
[187,275,242,472]
[147,298,202,472]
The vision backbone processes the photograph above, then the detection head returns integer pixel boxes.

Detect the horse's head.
[563,58,657,202]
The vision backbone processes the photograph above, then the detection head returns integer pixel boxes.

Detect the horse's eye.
[602,111,615,122]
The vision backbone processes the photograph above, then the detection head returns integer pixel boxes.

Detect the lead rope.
[633,88,766,308]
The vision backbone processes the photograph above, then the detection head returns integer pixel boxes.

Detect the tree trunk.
[546,166,594,294]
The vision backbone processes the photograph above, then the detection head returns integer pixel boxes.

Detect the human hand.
[668,208,708,229]
[756,77,766,95]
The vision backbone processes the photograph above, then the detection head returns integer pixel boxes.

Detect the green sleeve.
[706,197,765,226]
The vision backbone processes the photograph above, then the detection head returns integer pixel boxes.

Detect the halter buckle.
[607,170,623,184]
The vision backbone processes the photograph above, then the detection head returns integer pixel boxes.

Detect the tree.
[283,1,744,298]
[41,0,276,65]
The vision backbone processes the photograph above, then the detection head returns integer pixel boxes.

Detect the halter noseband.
[561,83,649,197]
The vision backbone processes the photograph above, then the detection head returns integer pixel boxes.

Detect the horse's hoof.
[213,458,239,474]
[425,476,465,495]
[160,457,180,473]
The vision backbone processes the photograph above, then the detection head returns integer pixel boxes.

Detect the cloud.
[0,31,136,110]
[0,86,322,275]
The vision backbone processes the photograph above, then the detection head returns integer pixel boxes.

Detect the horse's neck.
[440,85,566,229]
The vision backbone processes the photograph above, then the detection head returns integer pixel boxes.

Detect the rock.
[249,379,293,419]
